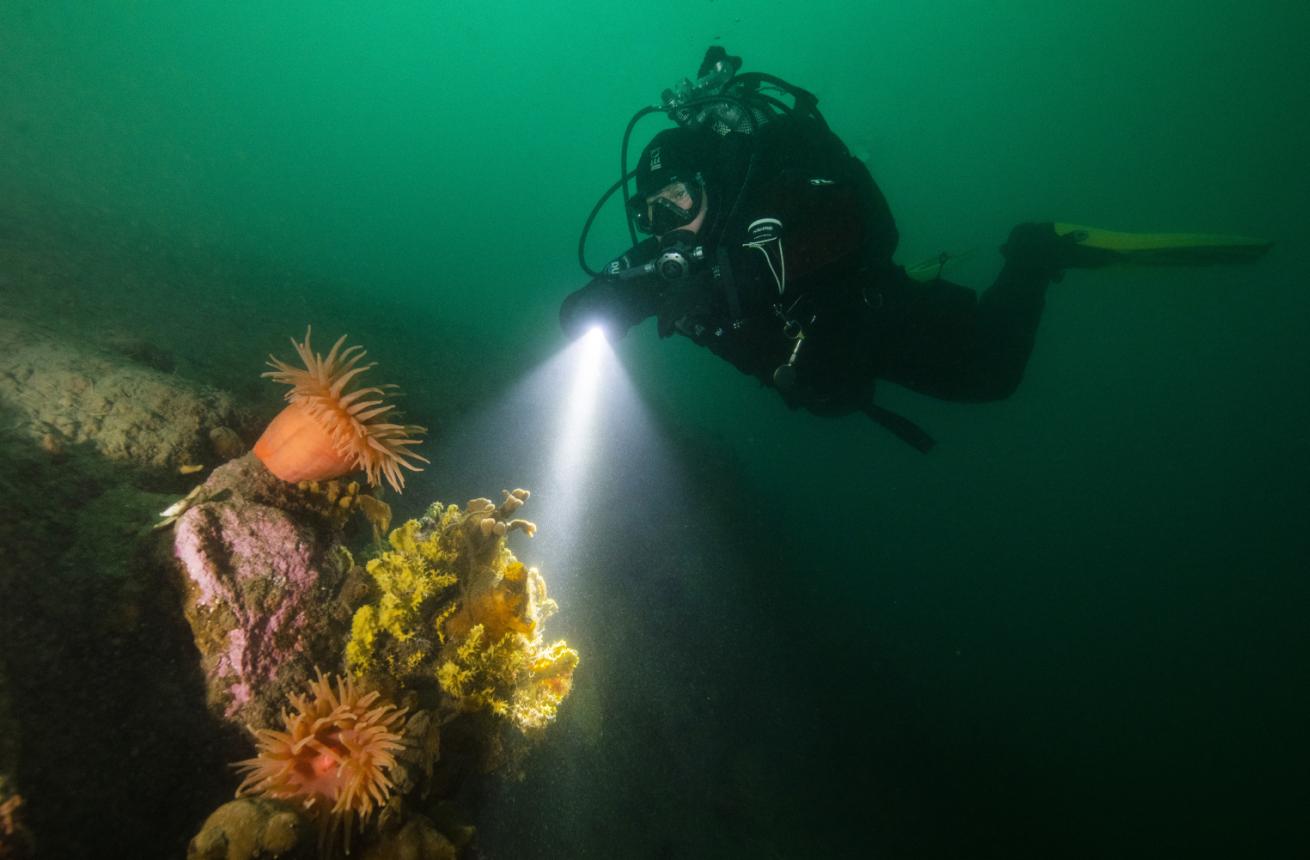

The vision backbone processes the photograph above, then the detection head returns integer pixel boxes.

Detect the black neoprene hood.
[633,126,721,200]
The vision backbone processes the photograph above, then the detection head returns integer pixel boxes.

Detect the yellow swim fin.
[1053,223,1273,267]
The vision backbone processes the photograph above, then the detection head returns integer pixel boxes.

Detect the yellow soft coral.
[346,489,578,734]
[443,560,551,644]
[437,615,579,733]
[436,624,518,715]
[346,519,456,677]
[513,640,579,731]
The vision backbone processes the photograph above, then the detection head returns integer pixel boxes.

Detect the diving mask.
[628,178,705,236]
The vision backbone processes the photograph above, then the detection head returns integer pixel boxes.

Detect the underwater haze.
[2,2,1308,858]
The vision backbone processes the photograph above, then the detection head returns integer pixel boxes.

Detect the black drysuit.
[561,115,1056,442]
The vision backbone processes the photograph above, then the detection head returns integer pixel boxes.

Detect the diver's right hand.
[560,280,620,340]
[559,277,658,341]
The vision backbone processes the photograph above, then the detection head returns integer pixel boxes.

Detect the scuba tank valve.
[661,58,736,112]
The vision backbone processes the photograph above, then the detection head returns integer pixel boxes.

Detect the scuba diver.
[560,48,1271,450]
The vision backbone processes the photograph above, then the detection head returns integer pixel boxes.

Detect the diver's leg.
[959,221,1106,397]
[870,261,1054,402]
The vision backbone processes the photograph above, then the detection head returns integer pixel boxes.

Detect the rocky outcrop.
[171,454,362,729]
[0,316,253,473]
[186,797,311,860]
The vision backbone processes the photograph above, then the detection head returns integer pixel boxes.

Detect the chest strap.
[862,401,936,453]
[715,246,745,322]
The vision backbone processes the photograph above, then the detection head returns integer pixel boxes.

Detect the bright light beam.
[540,327,616,559]
[414,323,650,604]
[551,327,609,485]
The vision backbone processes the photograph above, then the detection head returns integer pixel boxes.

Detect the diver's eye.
[649,182,690,206]
[649,182,693,212]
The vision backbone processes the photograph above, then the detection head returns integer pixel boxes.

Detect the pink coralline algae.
[171,455,354,728]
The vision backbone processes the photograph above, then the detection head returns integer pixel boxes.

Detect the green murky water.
[2,3,1307,857]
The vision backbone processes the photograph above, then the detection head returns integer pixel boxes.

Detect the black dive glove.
[562,239,665,340]
[559,276,660,341]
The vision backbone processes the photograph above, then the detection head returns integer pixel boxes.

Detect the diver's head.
[628,126,718,239]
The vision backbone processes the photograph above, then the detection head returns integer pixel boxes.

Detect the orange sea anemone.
[235,671,408,855]
[253,328,428,493]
